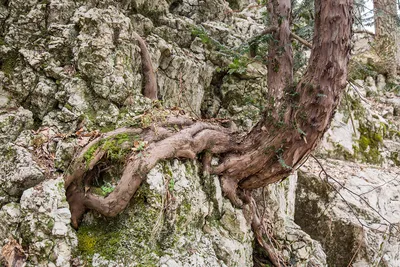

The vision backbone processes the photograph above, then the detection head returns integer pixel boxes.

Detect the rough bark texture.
[266,0,293,100]
[66,0,354,229]
[373,0,399,79]
[213,0,353,190]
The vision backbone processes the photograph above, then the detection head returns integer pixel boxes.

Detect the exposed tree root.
[242,192,285,267]
[66,118,238,227]
[132,32,158,100]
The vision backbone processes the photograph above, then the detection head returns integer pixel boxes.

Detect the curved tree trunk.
[373,0,399,79]
[214,0,353,191]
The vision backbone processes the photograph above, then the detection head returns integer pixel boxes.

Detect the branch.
[290,32,312,49]
[353,29,375,36]
[252,27,312,49]
[310,155,400,236]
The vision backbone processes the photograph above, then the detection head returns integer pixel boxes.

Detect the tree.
[66,0,353,263]
[373,0,399,79]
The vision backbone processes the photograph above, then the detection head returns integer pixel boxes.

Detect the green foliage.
[386,81,400,94]
[227,57,249,75]
[191,26,272,75]
[191,26,213,46]
[168,178,175,192]
[100,182,115,195]
[348,59,378,81]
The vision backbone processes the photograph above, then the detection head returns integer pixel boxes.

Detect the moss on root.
[82,133,140,166]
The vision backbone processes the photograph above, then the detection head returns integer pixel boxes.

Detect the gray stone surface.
[0,144,44,206]
[296,159,400,267]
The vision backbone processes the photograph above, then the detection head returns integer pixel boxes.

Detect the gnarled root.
[242,192,285,267]
[65,120,237,227]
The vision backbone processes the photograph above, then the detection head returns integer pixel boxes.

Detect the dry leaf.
[1,238,27,267]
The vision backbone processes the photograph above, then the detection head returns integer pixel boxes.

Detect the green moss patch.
[77,183,163,265]
[82,133,139,166]
[354,124,384,164]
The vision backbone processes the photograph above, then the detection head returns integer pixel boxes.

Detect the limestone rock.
[296,159,400,267]
[254,174,327,266]
[0,107,34,145]
[0,144,44,206]
[0,203,22,246]
[19,177,77,267]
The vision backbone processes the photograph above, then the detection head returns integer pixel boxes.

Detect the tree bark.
[213,0,353,190]
[373,0,399,79]
[267,0,293,100]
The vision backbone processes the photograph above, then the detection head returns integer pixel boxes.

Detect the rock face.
[0,0,400,267]
[296,159,400,267]
[1,177,77,267]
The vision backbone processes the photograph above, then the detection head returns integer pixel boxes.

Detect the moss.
[64,103,73,111]
[389,152,400,166]
[0,50,19,76]
[102,133,133,161]
[100,124,116,133]
[5,146,17,160]
[76,182,164,263]
[358,136,370,150]
[83,142,101,165]
[91,186,108,197]
[83,133,139,167]
[354,125,384,164]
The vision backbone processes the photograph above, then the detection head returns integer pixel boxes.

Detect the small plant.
[227,57,249,75]
[168,178,175,192]
[132,140,148,152]
[101,182,115,195]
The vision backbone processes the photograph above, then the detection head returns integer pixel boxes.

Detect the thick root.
[66,121,235,226]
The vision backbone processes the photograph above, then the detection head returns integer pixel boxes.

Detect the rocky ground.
[0,0,399,266]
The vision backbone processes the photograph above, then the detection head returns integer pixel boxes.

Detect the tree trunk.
[373,0,399,79]
[214,0,353,190]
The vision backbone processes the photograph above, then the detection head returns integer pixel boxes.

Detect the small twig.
[359,175,399,196]
[290,32,312,49]
[347,230,364,267]
[310,155,400,235]
[348,80,369,104]
[252,27,312,49]
[353,29,375,36]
